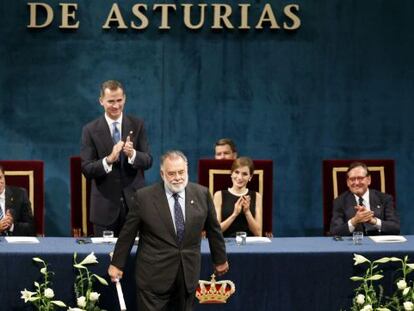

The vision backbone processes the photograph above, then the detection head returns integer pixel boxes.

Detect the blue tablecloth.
[1,236,413,310]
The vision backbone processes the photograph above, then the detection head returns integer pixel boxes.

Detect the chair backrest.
[0,160,45,236]
[70,156,93,237]
[322,159,396,235]
[198,159,274,236]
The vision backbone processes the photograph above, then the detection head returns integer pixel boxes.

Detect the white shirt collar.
[104,113,123,127]
[0,189,5,200]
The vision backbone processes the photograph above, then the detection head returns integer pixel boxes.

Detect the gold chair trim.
[5,170,35,213]
[208,169,264,196]
[332,166,386,199]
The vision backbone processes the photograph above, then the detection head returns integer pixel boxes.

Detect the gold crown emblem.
[195,274,236,304]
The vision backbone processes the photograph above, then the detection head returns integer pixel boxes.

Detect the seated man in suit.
[214,138,238,160]
[330,161,400,236]
[0,165,35,236]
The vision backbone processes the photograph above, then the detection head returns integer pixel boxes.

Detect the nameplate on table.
[246,237,272,244]
[5,236,40,244]
[369,235,407,243]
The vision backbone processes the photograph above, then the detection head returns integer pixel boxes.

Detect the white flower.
[407,263,414,270]
[79,252,98,266]
[20,289,36,303]
[377,308,391,311]
[404,301,414,311]
[77,296,87,308]
[44,288,55,299]
[68,308,85,311]
[398,279,408,290]
[51,300,66,307]
[360,304,372,311]
[353,254,370,265]
[404,287,411,296]
[89,292,100,302]
[356,294,365,305]
[40,267,47,275]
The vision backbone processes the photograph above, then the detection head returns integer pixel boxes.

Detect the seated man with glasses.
[330,161,400,236]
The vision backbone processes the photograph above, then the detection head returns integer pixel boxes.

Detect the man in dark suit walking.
[330,161,400,236]
[108,150,229,311]
[0,165,34,236]
[81,80,152,237]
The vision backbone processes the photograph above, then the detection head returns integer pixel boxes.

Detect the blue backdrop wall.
[1,0,413,236]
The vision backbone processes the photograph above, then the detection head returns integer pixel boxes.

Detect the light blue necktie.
[173,193,185,244]
[112,122,120,143]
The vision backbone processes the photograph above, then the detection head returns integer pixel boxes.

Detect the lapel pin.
[190,200,194,204]
[377,205,381,209]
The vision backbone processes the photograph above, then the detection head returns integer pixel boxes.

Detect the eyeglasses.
[347,176,368,182]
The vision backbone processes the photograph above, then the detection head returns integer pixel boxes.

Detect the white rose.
[89,292,100,302]
[398,280,408,290]
[404,301,414,311]
[44,288,54,299]
[356,294,365,305]
[77,296,86,308]
[68,308,85,311]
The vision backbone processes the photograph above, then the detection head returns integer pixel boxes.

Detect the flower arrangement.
[350,253,414,311]
[69,252,108,311]
[20,257,66,310]
[21,252,108,311]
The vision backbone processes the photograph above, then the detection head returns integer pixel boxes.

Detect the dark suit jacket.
[80,114,152,226]
[330,189,400,236]
[4,186,35,236]
[111,182,228,294]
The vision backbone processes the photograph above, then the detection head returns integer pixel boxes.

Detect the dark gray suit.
[81,115,152,233]
[111,182,227,310]
[4,186,35,236]
[330,189,400,236]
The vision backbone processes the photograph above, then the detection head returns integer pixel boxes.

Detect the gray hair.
[160,150,188,168]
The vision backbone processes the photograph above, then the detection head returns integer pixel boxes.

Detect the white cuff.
[103,158,113,173]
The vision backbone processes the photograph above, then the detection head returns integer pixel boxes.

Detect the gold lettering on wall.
[238,4,250,30]
[60,3,79,29]
[131,4,149,29]
[27,3,54,28]
[102,3,128,29]
[182,4,207,29]
[153,4,177,29]
[255,3,280,29]
[212,4,234,29]
[283,4,300,30]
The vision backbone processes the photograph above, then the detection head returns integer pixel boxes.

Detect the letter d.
[27,3,54,28]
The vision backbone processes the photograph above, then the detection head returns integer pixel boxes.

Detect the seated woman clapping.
[213,157,262,237]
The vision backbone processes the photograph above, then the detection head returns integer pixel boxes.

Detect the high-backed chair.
[322,159,396,236]
[0,160,45,236]
[70,156,93,237]
[198,159,274,237]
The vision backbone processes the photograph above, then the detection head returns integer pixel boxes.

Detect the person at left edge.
[81,80,152,237]
[0,165,35,236]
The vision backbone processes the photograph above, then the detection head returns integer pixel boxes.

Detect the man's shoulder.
[187,182,209,194]
[136,182,163,196]
[6,185,27,196]
[83,116,105,129]
[370,188,393,200]
[124,114,144,123]
[335,190,353,201]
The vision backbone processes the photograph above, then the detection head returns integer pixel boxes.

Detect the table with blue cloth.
[1,236,413,311]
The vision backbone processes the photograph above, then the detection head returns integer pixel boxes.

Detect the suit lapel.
[5,187,13,211]
[369,190,382,217]
[96,116,114,155]
[152,183,177,242]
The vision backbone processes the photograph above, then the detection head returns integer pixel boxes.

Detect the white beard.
[164,175,189,193]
